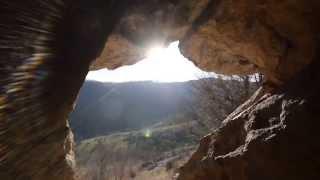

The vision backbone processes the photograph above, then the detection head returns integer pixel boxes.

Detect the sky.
[86,41,215,83]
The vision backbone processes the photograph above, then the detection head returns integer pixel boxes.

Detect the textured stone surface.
[90,34,145,70]
[95,0,320,85]
[0,1,128,179]
[0,0,320,180]
[91,0,212,70]
[177,60,320,180]
[179,0,320,84]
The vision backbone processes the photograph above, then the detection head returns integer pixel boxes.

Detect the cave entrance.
[86,41,212,83]
[70,41,261,180]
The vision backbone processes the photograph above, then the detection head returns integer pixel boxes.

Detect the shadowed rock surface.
[95,0,320,85]
[177,60,320,180]
[0,1,130,179]
[0,0,320,180]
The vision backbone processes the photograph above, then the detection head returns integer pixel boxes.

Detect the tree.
[76,141,135,180]
[185,74,260,132]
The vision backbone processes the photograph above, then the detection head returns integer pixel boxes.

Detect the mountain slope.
[75,120,200,180]
[70,80,194,140]
[70,77,258,141]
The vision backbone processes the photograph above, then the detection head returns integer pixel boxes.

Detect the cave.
[0,0,320,180]
[71,42,259,179]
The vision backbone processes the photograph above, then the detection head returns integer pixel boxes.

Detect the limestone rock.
[0,1,128,179]
[94,0,320,85]
[180,0,320,84]
[90,34,145,70]
[1,0,320,180]
[91,0,211,69]
[177,60,320,180]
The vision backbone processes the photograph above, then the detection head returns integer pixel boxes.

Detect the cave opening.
[1,1,319,179]
[86,41,214,83]
[70,41,262,179]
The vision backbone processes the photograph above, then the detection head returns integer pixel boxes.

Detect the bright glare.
[86,41,215,83]
[147,46,166,59]
[144,129,152,138]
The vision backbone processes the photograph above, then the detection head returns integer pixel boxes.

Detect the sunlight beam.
[86,41,215,83]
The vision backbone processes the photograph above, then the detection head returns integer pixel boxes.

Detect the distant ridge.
[70,80,195,141]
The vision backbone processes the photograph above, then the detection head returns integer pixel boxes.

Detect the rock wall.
[0,0,319,180]
[0,1,129,179]
[176,59,320,180]
[95,0,320,85]
[91,0,212,70]
[96,1,320,179]
[180,0,320,84]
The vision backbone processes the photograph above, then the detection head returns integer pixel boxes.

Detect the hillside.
[70,77,258,141]
[70,80,195,141]
[73,77,258,179]
[75,119,202,180]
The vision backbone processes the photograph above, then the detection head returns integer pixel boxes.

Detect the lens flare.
[144,129,152,138]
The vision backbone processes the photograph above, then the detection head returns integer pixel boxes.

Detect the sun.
[146,46,166,60]
[86,41,211,83]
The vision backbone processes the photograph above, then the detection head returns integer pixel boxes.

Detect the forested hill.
[70,77,257,141]
[70,80,195,141]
